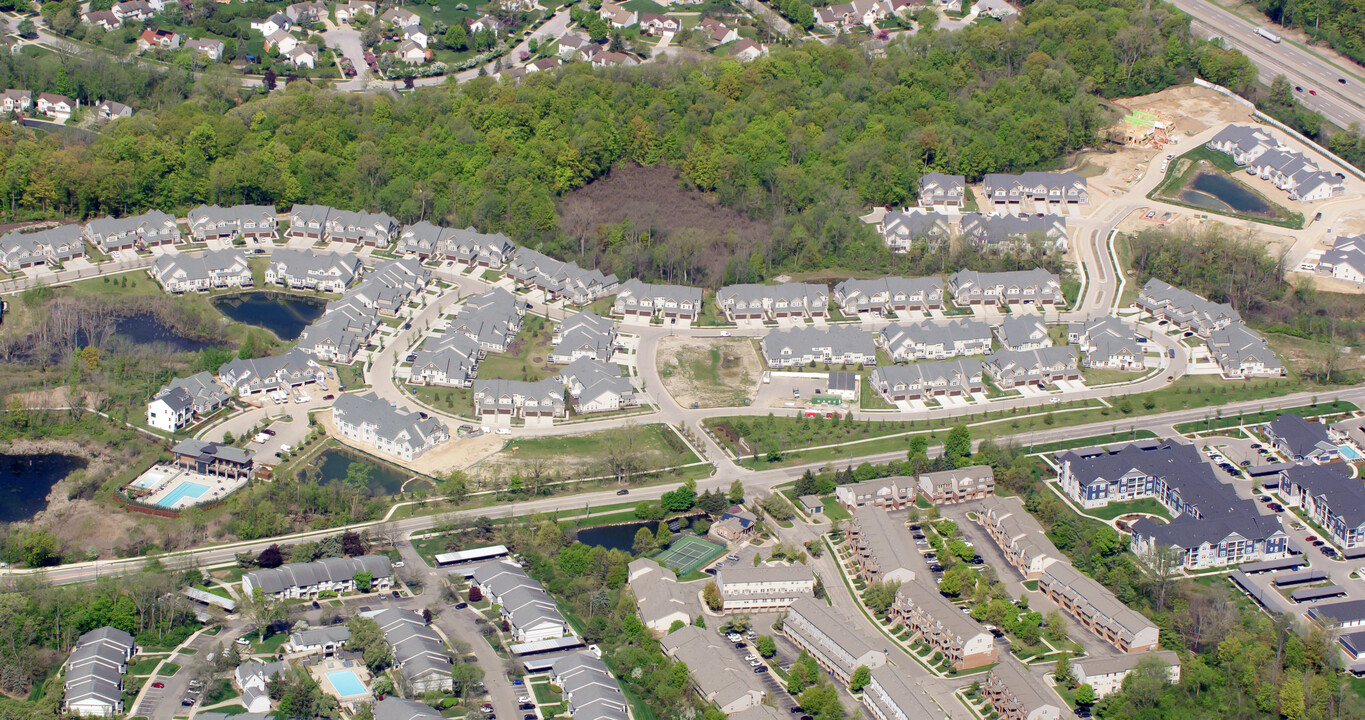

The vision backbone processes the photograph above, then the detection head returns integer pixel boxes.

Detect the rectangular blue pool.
[1341,445,1364,461]
[326,670,367,697]
[156,481,209,508]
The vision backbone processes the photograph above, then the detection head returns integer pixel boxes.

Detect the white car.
[749,659,763,667]
[720,331,731,337]
[495,428,512,436]
[726,633,742,642]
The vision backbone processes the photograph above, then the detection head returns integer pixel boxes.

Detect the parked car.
[392,590,401,599]
[1306,536,1319,543]
[152,682,165,689]
[455,602,468,609]
[753,666,768,674]
[312,600,321,609]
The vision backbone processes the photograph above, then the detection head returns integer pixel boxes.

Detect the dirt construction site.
[656,336,762,408]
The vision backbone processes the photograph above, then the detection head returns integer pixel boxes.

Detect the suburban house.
[613,279,702,324]
[710,507,758,543]
[760,325,876,368]
[834,477,916,510]
[661,626,769,713]
[551,653,628,720]
[1267,414,1337,463]
[507,247,619,305]
[85,210,179,251]
[814,0,884,31]
[409,331,482,388]
[892,580,997,670]
[147,371,230,432]
[187,204,277,241]
[626,559,690,633]
[1073,652,1181,700]
[0,89,31,114]
[137,28,180,52]
[730,39,765,61]
[638,12,681,35]
[217,349,325,395]
[782,597,887,684]
[1069,316,1145,370]
[242,555,393,599]
[917,172,966,209]
[698,18,739,44]
[1134,278,1239,337]
[982,347,1079,389]
[557,33,599,61]
[980,172,1088,209]
[917,465,995,504]
[63,628,136,718]
[551,311,618,364]
[378,7,420,26]
[112,0,154,22]
[877,211,953,251]
[598,2,638,27]
[234,660,285,712]
[37,92,76,121]
[831,276,944,316]
[471,561,570,642]
[879,319,991,361]
[374,698,442,720]
[557,357,635,415]
[995,316,1051,351]
[84,11,122,31]
[1207,322,1284,378]
[983,661,1062,720]
[251,12,291,35]
[285,626,351,657]
[715,564,815,611]
[0,225,85,270]
[95,100,133,121]
[441,226,516,268]
[946,269,1064,307]
[959,212,1068,253]
[365,608,453,693]
[468,15,501,34]
[472,378,566,421]
[185,38,226,61]
[152,249,252,293]
[847,506,924,584]
[868,360,984,403]
[1317,234,1365,284]
[286,0,328,24]
[1279,463,1365,550]
[332,393,449,461]
[716,282,829,322]
[265,249,361,293]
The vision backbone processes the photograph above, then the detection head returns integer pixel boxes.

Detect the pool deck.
[125,464,252,510]
[312,658,373,705]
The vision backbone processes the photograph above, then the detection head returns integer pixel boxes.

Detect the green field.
[495,424,699,468]
[1173,400,1357,434]
[478,314,557,382]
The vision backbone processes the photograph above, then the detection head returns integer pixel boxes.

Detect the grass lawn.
[478,314,556,382]
[497,424,699,467]
[1081,367,1143,386]
[860,375,894,410]
[250,632,290,655]
[128,659,162,676]
[820,497,851,521]
[531,682,562,705]
[158,662,181,677]
[1079,497,1173,521]
[1171,399,1357,434]
[408,384,475,417]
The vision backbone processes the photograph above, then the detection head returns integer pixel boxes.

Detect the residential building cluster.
[715,563,815,611]
[1317,233,1365,284]
[1136,279,1284,377]
[241,555,394,599]
[879,210,1069,254]
[550,652,629,720]
[471,561,571,642]
[63,627,137,718]
[782,596,887,684]
[661,626,771,713]
[626,559,691,633]
[364,608,454,692]
[1207,125,1346,202]
[146,371,231,432]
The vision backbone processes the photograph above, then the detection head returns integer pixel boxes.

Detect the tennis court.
[653,535,726,576]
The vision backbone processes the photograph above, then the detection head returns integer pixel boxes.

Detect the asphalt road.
[1181,0,1365,129]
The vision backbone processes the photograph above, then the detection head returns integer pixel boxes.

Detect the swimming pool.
[132,468,172,490]
[1341,445,1364,461]
[156,481,210,508]
[326,670,367,697]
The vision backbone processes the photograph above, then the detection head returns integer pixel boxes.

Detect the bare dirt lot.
[656,336,761,408]
[318,412,505,478]
[560,163,772,285]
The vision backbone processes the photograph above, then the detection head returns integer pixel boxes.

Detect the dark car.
[1340,78,1348,84]
[616,489,629,495]
[323,394,335,400]
[908,525,920,531]
[1240,460,1251,467]
[1076,709,1092,719]
[312,600,321,609]
[524,715,536,719]
[734,642,746,649]
[182,698,196,707]
[789,708,802,714]
[971,555,984,564]
[1294,86,1302,92]
[753,666,768,674]
[520,704,534,711]
[912,533,925,540]
[406,353,417,362]
[455,602,468,609]
[929,564,944,573]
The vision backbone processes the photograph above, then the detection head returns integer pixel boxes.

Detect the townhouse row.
[1136,278,1284,378]
[833,466,995,509]
[878,209,1069,254]
[241,555,394,599]
[1207,125,1346,203]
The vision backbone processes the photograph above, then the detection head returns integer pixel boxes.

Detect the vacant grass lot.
[479,314,556,382]
[657,336,760,408]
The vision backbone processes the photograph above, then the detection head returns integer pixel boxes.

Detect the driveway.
[325,25,370,81]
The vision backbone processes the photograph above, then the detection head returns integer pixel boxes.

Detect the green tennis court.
[653,535,727,576]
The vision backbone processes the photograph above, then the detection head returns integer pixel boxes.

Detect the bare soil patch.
[656,336,761,408]
[560,163,772,286]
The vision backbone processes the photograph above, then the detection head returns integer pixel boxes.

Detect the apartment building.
[1135,278,1239,337]
[760,325,877,368]
[152,249,253,292]
[878,319,992,361]
[551,652,628,720]
[551,311,618,364]
[782,597,887,684]
[847,506,924,584]
[1280,463,1365,550]
[147,371,230,432]
[1266,414,1337,463]
[332,393,449,461]
[242,555,393,600]
[63,628,137,718]
[833,476,916,510]
[613,278,703,323]
[409,331,482,388]
[959,212,1068,253]
[661,627,767,713]
[1317,233,1365,284]
[983,660,1062,720]
[295,295,379,364]
[869,360,984,404]
[862,666,951,720]
[975,496,1063,578]
[558,357,635,415]
[448,287,527,354]
[831,276,943,317]
[917,465,994,504]
[1207,322,1285,378]
[878,210,953,251]
[946,269,1064,307]
[716,564,815,611]
[1072,652,1180,699]
[994,316,1051,351]
[366,608,453,692]
[716,282,830,322]
[1039,562,1159,652]
[983,347,1079,389]
[892,580,997,670]
[85,210,180,251]
[1068,316,1144,371]
[471,561,570,642]
[626,559,690,633]
[473,378,566,421]
[265,249,362,293]
[217,348,324,396]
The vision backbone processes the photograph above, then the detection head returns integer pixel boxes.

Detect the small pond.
[211,292,327,341]
[109,312,219,353]
[1179,172,1277,218]
[0,453,87,523]
[309,448,419,497]
[574,520,661,552]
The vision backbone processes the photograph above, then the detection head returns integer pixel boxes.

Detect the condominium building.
[626,559,690,633]
[1072,651,1180,699]
[661,626,767,713]
[916,465,994,504]
[1038,562,1159,652]
[892,580,997,670]
[847,507,924,584]
[861,666,951,720]
[975,496,1063,579]
[716,564,814,611]
[782,597,887,684]
[834,476,916,510]
[983,660,1062,720]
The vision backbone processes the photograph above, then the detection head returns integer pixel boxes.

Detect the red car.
[152,682,165,689]
[1309,89,1317,95]
[1305,536,1319,543]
